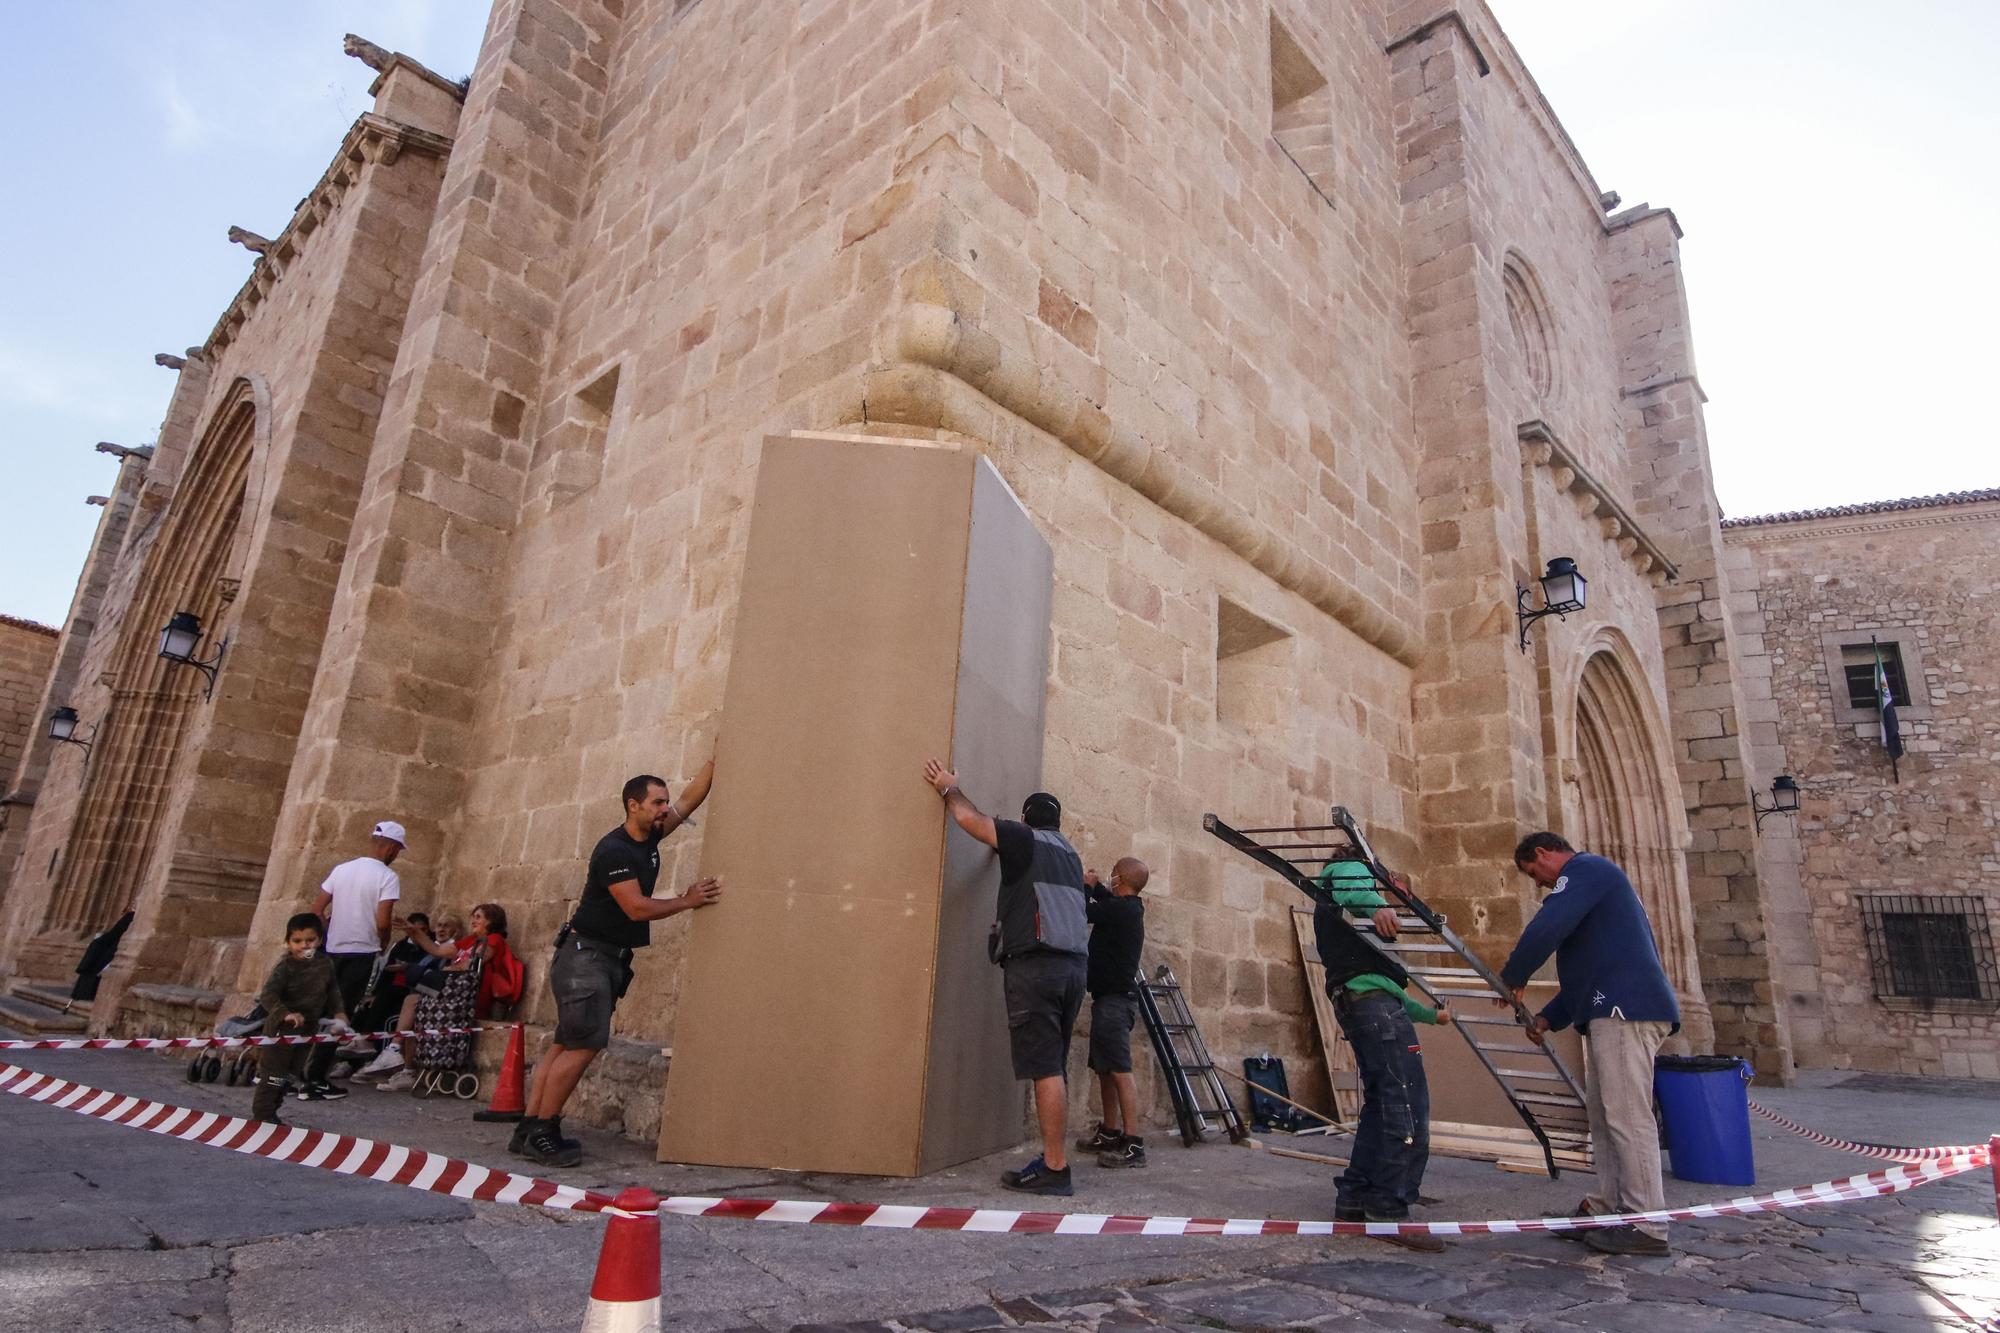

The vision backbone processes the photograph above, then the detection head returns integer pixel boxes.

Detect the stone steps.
[0,980,89,1035]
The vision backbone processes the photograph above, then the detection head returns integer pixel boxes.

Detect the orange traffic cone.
[580,1188,661,1332]
[472,1022,526,1122]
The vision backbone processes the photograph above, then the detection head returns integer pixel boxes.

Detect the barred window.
[1860,895,1997,1003]
[1840,643,1911,712]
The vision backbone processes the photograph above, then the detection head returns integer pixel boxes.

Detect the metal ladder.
[1135,963,1249,1147]
[1204,806,1590,1176]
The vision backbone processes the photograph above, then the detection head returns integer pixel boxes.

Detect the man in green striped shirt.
[1312,861,1451,1249]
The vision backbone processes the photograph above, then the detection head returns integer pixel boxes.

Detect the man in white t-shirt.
[301,821,406,1098]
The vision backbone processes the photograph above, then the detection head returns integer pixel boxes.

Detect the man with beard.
[515,765,719,1167]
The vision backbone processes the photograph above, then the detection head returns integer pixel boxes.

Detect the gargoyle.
[343,33,395,74]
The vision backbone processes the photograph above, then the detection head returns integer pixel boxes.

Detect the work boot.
[1584,1225,1670,1257]
[521,1121,583,1169]
[1000,1156,1073,1196]
[507,1117,539,1156]
[1097,1136,1147,1169]
[1550,1196,1599,1244]
[545,1116,581,1151]
[1075,1122,1123,1153]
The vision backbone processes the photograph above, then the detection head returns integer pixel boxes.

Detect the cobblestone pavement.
[2,1046,1994,1331]
[813,1184,1998,1333]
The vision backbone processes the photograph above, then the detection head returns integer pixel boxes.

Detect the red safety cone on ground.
[580,1187,661,1332]
[1989,1134,1998,1224]
[471,1022,526,1122]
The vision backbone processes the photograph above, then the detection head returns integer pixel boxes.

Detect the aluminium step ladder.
[1135,962,1249,1147]
[1204,806,1590,1177]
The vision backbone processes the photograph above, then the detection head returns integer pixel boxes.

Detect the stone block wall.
[1606,203,1791,1078]
[1727,495,2000,1077]
[0,460,144,966]
[0,617,59,802]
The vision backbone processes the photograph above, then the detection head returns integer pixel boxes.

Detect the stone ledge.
[117,983,225,1038]
[1518,419,1677,584]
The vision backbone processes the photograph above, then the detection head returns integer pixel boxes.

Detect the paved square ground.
[1,1046,1993,1331]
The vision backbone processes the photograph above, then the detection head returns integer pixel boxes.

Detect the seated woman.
[358,907,511,1086]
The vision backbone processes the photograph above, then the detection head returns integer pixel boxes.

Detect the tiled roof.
[1720,488,2000,529]
[0,613,59,637]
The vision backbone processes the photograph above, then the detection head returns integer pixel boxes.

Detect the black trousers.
[304,952,377,1082]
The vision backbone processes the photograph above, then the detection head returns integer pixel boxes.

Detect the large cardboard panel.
[919,461,1054,1173]
[660,435,977,1176]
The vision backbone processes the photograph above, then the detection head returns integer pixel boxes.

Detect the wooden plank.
[1292,907,1362,1121]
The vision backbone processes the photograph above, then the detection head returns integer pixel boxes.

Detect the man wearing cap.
[302,821,407,1098]
[923,758,1089,1196]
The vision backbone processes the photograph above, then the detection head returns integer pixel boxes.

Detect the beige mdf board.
[659,433,1052,1177]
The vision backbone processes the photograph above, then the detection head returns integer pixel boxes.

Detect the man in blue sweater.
[1498,832,1679,1257]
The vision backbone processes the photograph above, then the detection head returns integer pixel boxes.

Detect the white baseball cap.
[372,820,408,847]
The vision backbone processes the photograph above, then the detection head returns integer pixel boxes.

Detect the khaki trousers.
[1583,1016,1672,1239]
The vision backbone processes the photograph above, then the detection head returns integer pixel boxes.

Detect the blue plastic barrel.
[1653,1054,1755,1186]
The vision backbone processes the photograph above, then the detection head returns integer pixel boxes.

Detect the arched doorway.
[1570,647,1708,1037]
[41,388,259,939]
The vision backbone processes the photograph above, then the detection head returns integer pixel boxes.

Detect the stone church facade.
[11,0,1935,1131]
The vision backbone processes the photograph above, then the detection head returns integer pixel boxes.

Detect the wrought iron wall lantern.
[1516,556,1587,652]
[1752,774,1801,832]
[158,610,228,701]
[48,706,95,757]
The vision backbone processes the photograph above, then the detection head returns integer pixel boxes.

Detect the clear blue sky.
[3,3,1994,629]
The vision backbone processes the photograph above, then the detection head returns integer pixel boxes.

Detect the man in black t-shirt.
[923,757,1088,1197]
[1076,857,1149,1168]
[514,766,719,1167]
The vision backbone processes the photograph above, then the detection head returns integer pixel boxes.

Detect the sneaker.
[1097,1137,1147,1169]
[377,1068,417,1092]
[999,1156,1074,1196]
[1584,1224,1670,1257]
[521,1123,583,1169]
[296,1080,349,1102]
[1364,1212,1444,1253]
[1075,1123,1122,1153]
[254,1113,286,1127]
[335,1039,376,1060]
[356,1048,404,1079]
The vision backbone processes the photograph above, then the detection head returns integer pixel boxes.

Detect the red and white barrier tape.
[0,1061,614,1213]
[1748,1099,1984,1163]
[2,1060,1988,1238]
[0,1026,492,1052]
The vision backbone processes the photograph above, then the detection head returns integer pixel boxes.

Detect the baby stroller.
[405,954,484,1100]
[189,1002,268,1087]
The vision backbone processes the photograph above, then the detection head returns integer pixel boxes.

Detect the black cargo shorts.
[550,938,627,1050]
[1086,991,1139,1075]
[1003,950,1086,1080]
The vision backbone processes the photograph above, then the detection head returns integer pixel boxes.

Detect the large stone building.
[1724,490,2000,1079]
[4,0,1895,1133]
